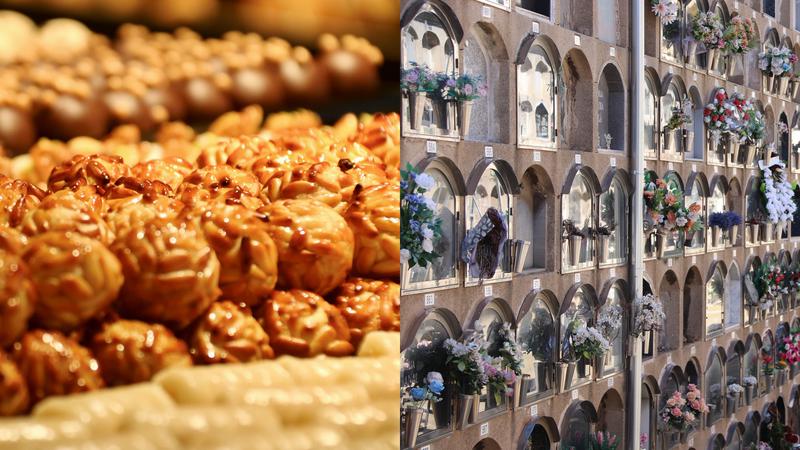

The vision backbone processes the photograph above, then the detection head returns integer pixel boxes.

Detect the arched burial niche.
[660,0,684,62]
[516,35,559,149]
[685,0,710,69]
[707,175,728,250]
[401,2,459,136]
[726,177,744,245]
[705,261,727,337]
[643,69,660,157]
[403,157,464,291]
[726,340,745,414]
[687,85,706,160]
[560,49,594,152]
[641,377,660,450]
[516,290,558,403]
[724,262,742,329]
[516,165,554,272]
[706,347,726,425]
[743,334,761,404]
[743,256,762,324]
[400,308,462,445]
[745,176,765,245]
[658,270,681,352]
[660,364,687,449]
[660,76,688,159]
[599,280,627,376]
[743,411,761,447]
[463,23,509,143]
[597,63,625,151]
[725,422,744,450]
[559,284,598,389]
[469,297,515,417]
[745,20,763,91]
[560,0,593,35]
[764,104,776,147]
[559,401,598,450]
[779,112,790,165]
[560,166,600,271]
[472,437,502,450]
[518,416,560,450]
[598,168,630,266]
[761,330,775,395]
[597,388,625,449]
[792,111,800,172]
[685,171,708,252]
[708,433,726,450]
[684,266,705,344]
[464,160,518,285]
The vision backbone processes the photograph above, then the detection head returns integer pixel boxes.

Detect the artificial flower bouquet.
[651,0,679,25]
[443,332,488,395]
[703,88,739,144]
[758,46,798,77]
[754,259,789,308]
[708,211,742,231]
[722,15,758,54]
[597,305,623,340]
[401,62,439,93]
[643,173,704,234]
[403,371,445,409]
[659,386,707,431]
[743,376,758,387]
[483,358,516,405]
[665,96,693,130]
[691,11,724,49]
[439,73,487,102]
[494,322,523,377]
[758,156,797,225]
[632,294,665,337]
[590,431,620,450]
[563,318,611,362]
[763,355,776,376]
[727,383,745,396]
[401,164,443,269]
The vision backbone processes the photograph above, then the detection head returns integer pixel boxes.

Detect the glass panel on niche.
[706,354,723,424]
[466,166,512,284]
[560,288,594,387]
[518,296,555,401]
[519,45,556,147]
[706,266,725,336]
[561,172,595,270]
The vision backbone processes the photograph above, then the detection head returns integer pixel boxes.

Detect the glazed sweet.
[91,319,192,386]
[344,183,400,279]
[13,330,104,405]
[22,232,122,332]
[257,289,354,357]
[262,199,354,296]
[189,300,274,364]
[0,350,28,416]
[112,218,221,329]
[198,203,278,306]
[130,157,193,191]
[0,250,35,347]
[331,278,400,348]
[20,189,115,245]
[47,154,131,192]
[261,161,346,210]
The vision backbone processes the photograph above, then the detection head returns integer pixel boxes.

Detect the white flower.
[415,173,435,191]
[423,197,436,211]
[400,248,411,264]
[422,239,433,252]
[421,224,434,239]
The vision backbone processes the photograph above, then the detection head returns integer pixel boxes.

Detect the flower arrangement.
[403,371,445,409]
[722,15,759,54]
[778,333,800,366]
[763,355,775,376]
[691,12,725,49]
[401,164,443,269]
[759,155,797,224]
[703,88,739,143]
[590,431,620,450]
[750,442,772,450]
[651,0,679,25]
[659,385,708,431]
[401,62,438,93]
[778,121,790,135]
[632,294,665,337]
[758,46,798,77]
[597,305,623,340]
[754,259,789,308]
[639,434,648,450]
[562,219,586,238]
[737,99,766,144]
[643,172,704,233]
[483,359,516,405]
[727,383,745,395]
[708,211,743,230]
[563,318,610,362]
[495,323,523,376]
[443,332,487,395]
[685,384,710,416]
[743,376,758,387]
[449,74,487,102]
[665,96,693,130]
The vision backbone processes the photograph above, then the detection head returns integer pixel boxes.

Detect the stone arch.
[597,62,626,151]
[518,165,555,271]
[597,388,625,448]
[561,48,594,151]
[659,270,682,351]
[463,22,509,143]
[684,266,705,344]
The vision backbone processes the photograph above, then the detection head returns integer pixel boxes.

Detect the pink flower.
[672,407,682,416]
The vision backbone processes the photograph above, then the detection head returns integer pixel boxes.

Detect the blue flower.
[410,387,427,401]
[428,379,445,395]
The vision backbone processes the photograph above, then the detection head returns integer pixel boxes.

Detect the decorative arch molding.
[709,174,729,193]
[400,307,462,350]
[600,167,632,193]
[464,296,516,333]
[414,155,467,195]
[514,33,561,69]
[559,282,599,315]
[516,416,561,450]
[400,0,463,42]
[465,158,521,194]
[686,171,710,196]
[598,278,630,306]
[517,289,559,323]
[561,164,603,195]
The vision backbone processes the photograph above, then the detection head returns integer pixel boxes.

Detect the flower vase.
[727,54,739,77]
[432,395,451,428]
[747,223,759,244]
[560,362,576,391]
[744,385,753,404]
[726,395,736,416]
[407,91,426,131]
[431,99,452,131]
[743,144,756,166]
[457,101,473,138]
[655,231,667,259]
[456,394,474,429]
[711,226,722,247]
[512,376,523,409]
[779,369,787,386]
[597,234,610,262]
[596,356,605,378]
[794,151,800,170]
[513,240,531,273]
[708,48,720,72]
[684,229,696,247]
[766,374,774,391]
[682,129,694,153]
[685,40,698,65]
[567,235,582,266]
[791,79,800,98]
[763,72,775,92]
[403,407,425,448]
[729,225,739,246]
[663,128,679,151]
[778,76,790,96]
[729,139,741,161]
[762,222,774,241]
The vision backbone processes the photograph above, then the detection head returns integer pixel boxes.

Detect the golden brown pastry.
[112,218,221,329]
[130,157,193,191]
[92,319,192,386]
[198,203,277,306]
[13,330,104,405]
[104,181,183,237]
[0,179,42,227]
[20,189,115,245]
[332,278,399,348]
[257,290,353,357]
[47,154,131,192]
[0,350,29,416]
[261,161,345,210]
[177,165,261,198]
[336,159,388,201]
[207,104,263,137]
[189,300,274,364]
[0,225,27,254]
[262,199,353,296]
[343,184,400,279]
[0,250,35,347]
[22,231,122,332]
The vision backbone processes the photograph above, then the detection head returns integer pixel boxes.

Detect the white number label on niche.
[532,278,541,290]
[424,293,434,307]
[484,285,493,297]
[426,141,437,154]
[480,423,489,436]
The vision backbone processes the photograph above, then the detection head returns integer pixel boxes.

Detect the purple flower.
[446,77,456,87]
[404,71,419,83]
[463,84,474,95]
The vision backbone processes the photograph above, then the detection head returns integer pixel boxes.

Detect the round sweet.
[183,77,233,121]
[261,162,345,210]
[343,183,400,279]
[20,190,115,245]
[331,278,400,348]
[335,159,388,201]
[103,90,154,132]
[0,350,29,416]
[257,290,353,357]
[279,59,331,105]
[0,226,27,254]
[262,199,354,296]
[207,104,263,138]
[189,300,274,364]
[22,232,122,332]
[0,180,42,228]
[0,105,36,156]
[0,250,35,347]
[178,165,261,198]
[231,66,285,110]
[198,203,277,307]
[320,50,379,95]
[104,192,182,240]
[91,319,192,386]
[36,94,109,140]
[38,19,92,63]
[112,218,221,329]
[13,330,104,405]
[131,157,193,191]
[47,154,131,192]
